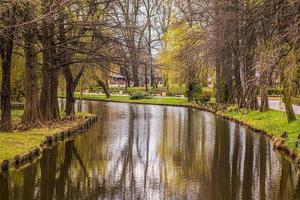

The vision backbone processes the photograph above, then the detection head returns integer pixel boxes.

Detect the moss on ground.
[0,112,93,163]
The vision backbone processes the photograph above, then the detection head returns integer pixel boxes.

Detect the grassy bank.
[72,93,300,155]
[0,112,94,163]
[224,107,300,152]
[89,86,214,97]
[73,92,189,105]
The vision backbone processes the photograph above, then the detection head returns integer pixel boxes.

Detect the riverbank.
[0,112,97,171]
[70,93,300,164]
[71,92,189,105]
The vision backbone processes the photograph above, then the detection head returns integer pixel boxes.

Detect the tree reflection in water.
[2,101,300,200]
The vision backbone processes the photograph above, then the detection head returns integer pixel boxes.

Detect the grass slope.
[0,112,92,163]
[224,108,300,152]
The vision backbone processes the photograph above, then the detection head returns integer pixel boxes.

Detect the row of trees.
[158,0,300,122]
[0,0,110,131]
[0,0,164,131]
[109,0,172,89]
[213,0,300,122]
[1,0,299,131]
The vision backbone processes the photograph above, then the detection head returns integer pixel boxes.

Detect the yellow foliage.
[157,22,209,88]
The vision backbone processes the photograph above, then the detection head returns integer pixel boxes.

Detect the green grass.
[87,86,213,96]
[0,112,92,163]
[11,110,23,123]
[71,92,300,154]
[0,128,61,162]
[224,108,300,152]
[73,93,189,105]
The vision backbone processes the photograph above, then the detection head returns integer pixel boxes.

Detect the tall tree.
[22,1,41,124]
[39,0,60,121]
[0,3,16,131]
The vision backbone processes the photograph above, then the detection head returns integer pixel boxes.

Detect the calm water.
[1,100,300,200]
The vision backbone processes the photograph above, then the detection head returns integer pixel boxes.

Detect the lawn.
[87,86,214,96]
[224,108,300,152]
[0,112,92,163]
[73,92,189,105]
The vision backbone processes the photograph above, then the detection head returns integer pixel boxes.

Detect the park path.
[268,100,300,114]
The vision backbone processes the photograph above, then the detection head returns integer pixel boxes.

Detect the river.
[1,100,300,200]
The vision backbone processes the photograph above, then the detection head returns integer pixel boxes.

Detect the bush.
[200,90,212,99]
[192,85,202,99]
[130,92,152,100]
[267,88,283,96]
[194,90,212,104]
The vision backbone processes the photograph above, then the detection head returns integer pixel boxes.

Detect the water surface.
[1,100,300,200]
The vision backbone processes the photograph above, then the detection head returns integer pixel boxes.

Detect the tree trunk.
[1,54,12,131]
[40,66,52,120]
[132,65,139,87]
[63,66,85,116]
[0,52,12,131]
[97,79,110,98]
[216,57,233,104]
[150,67,155,88]
[0,13,14,131]
[224,50,234,103]
[40,0,60,121]
[216,59,223,103]
[39,53,60,121]
[187,83,194,102]
[283,82,296,122]
[246,84,259,110]
[0,34,13,130]
[259,63,270,112]
[234,53,245,107]
[245,65,258,110]
[243,27,258,110]
[63,66,75,116]
[22,30,40,124]
[122,65,131,89]
[22,8,41,124]
[51,70,60,119]
[64,75,75,116]
[232,0,246,108]
[214,0,234,104]
[260,84,270,112]
[58,11,76,116]
[145,65,148,91]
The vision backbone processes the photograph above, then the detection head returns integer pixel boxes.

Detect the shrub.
[267,88,283,96]
[130,92,152,100]
[200,90,212,99]
[192,85,202,99]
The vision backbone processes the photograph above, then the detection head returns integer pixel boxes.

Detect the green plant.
[267,88,283,96]
[192,84,203,99]
[200,90,212,99]
[130,92,152,100]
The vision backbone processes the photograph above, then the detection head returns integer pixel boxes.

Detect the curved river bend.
[1,100,300,200]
